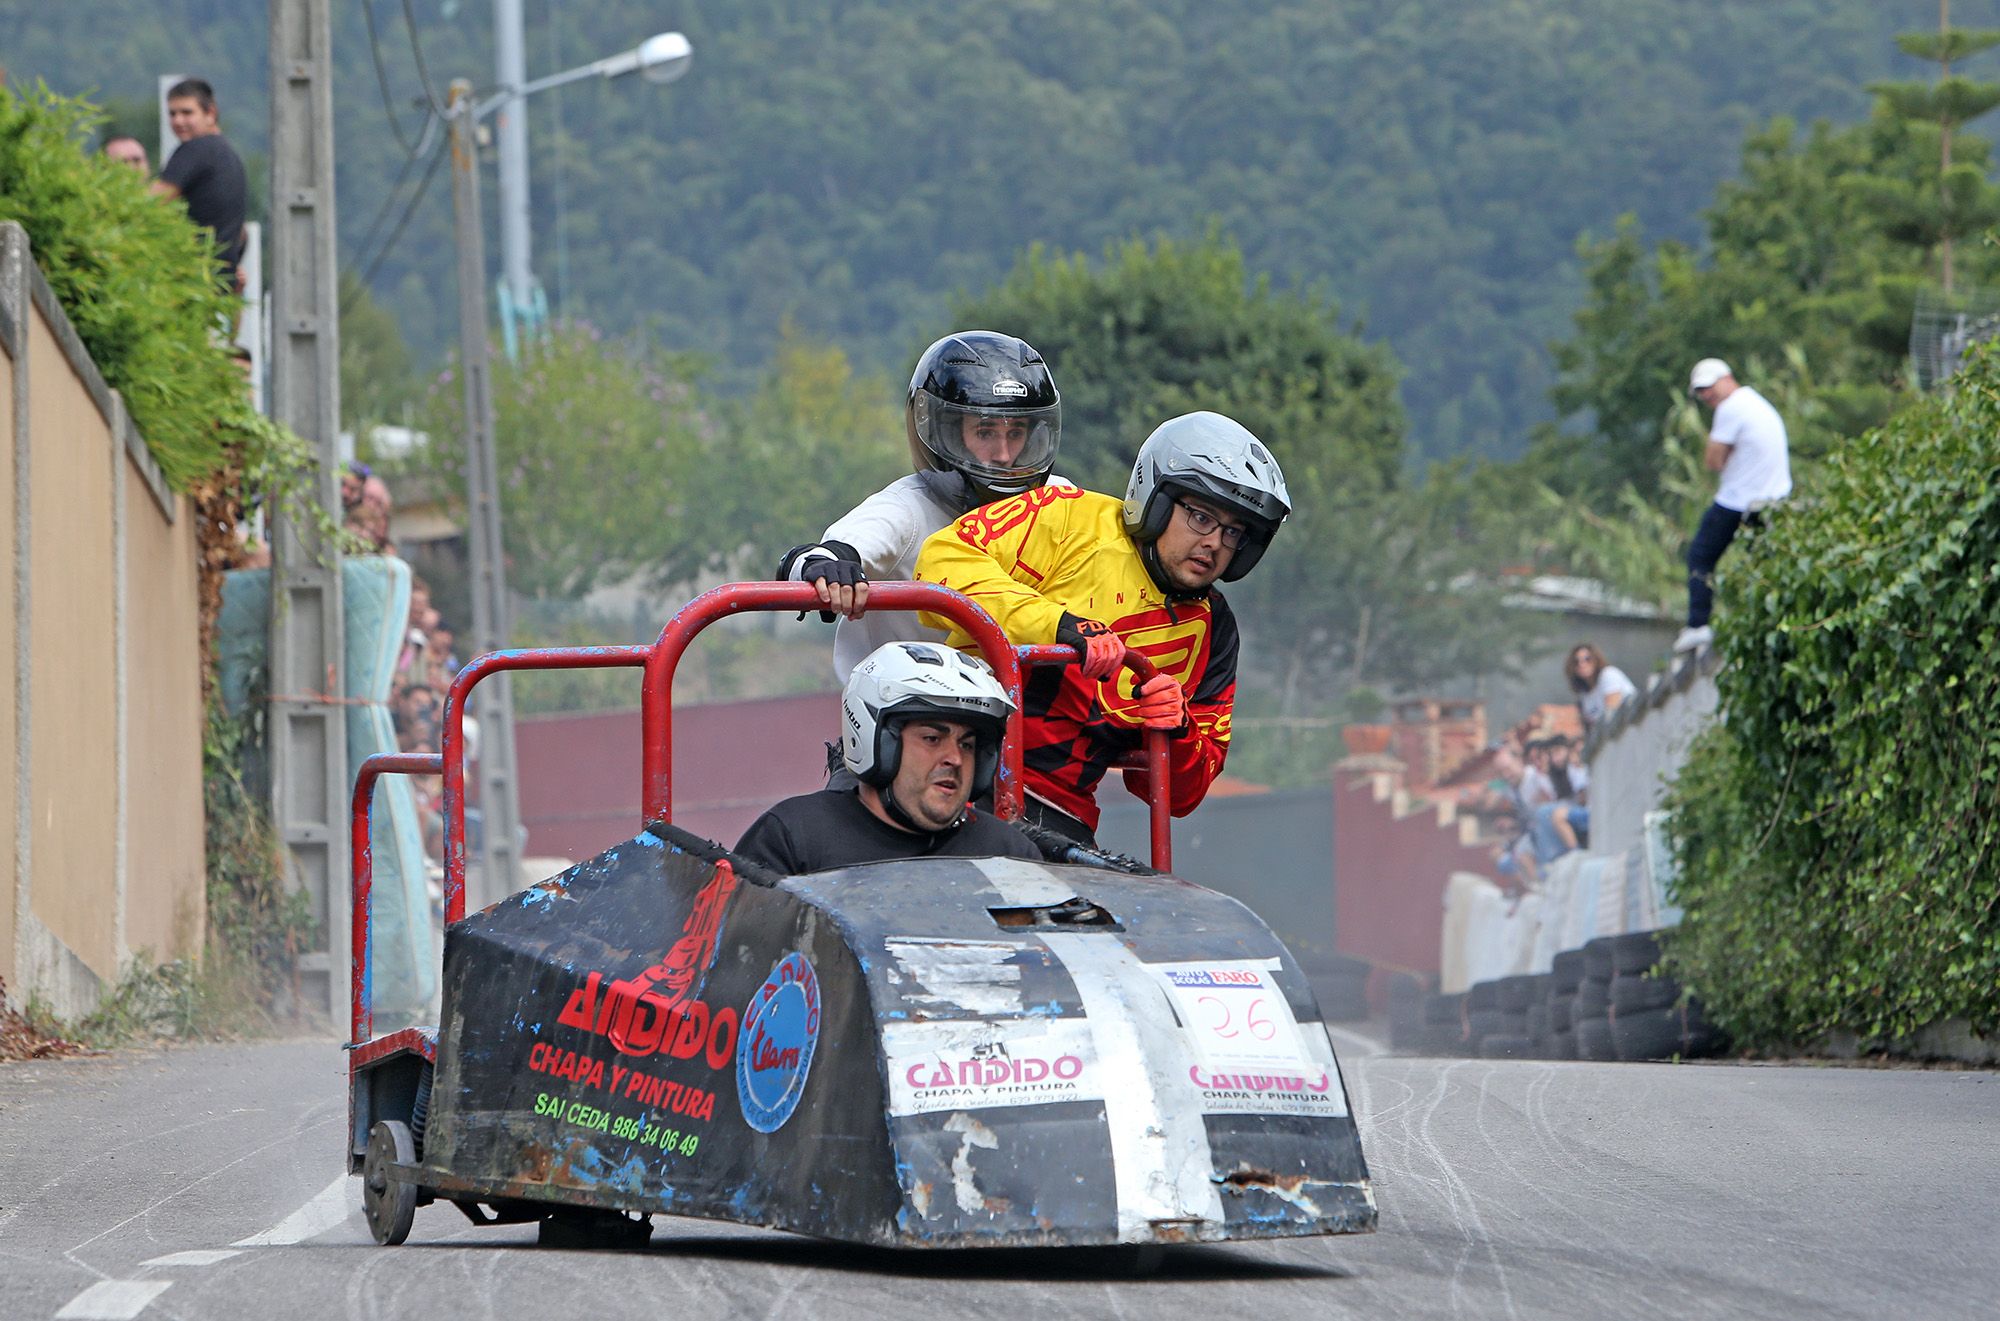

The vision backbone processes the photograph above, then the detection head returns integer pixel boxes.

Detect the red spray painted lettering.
[528,1041,717,1122]
[551,858,741,1062]
[1188,1066,1330,1094]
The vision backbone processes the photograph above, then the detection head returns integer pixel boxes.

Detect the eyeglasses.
[1177,500,1248,549]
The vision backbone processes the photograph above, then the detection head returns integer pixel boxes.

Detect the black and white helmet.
[907,331,1061,506]
[1122,411,1291,580]
[841,641,1016,795]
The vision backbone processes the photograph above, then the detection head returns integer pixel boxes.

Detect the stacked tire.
[1605,931,1729,1060]
[1573,938,1616,1061]
[1416,990,1466,1054]
[1319,954,1374,1023]
[1387,972,1430,1051]
[1546,950,1583,1059]
[1479,974,1543,1058]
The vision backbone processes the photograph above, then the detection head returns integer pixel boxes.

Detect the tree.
[413,323,717,602]
[1866,4,2000,297]
[1536,106,1986,503]
[952,233,1518,723]
[338,271,420,436]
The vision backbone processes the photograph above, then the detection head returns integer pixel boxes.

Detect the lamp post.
[493,22,693,347]
[445,32,691,909]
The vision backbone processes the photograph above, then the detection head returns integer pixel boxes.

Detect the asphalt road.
[0,1032,1993,1321]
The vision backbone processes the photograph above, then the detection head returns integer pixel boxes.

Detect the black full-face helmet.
[906,331,1061,506]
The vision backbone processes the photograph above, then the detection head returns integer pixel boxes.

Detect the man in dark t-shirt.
[734,641,1041,875]
[152,78,248,289]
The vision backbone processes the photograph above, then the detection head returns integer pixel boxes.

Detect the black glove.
[801,556,866,622]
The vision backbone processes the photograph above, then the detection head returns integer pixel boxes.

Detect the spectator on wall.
[1565,642,1636,733]
[101,134,148,174]
[150,78,248,293]
[1678,358,1792,653]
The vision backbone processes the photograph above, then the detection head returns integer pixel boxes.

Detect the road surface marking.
[54,1280,172,1319]
[139,1249,244,1267]
[232,1176,356,1246]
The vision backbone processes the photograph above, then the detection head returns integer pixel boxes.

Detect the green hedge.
[1663,345,2000,1047]
[0,83,247,490]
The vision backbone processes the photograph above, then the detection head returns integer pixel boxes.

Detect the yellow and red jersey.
[915,487,1237,830]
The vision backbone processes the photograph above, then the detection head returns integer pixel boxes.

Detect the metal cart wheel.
[362,1120,418,1246]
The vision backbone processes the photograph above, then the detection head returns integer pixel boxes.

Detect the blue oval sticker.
[737,952,820,1133]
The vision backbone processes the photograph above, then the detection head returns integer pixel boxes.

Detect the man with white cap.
[1679,358,1791,652]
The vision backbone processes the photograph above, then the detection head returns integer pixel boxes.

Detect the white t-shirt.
[788,473,1075,682]
[1580,665,1637,728]
[1711,385,1792,513]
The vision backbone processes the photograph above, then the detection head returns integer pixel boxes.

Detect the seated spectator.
[1525,735,1589,866]
[1565,642,1636,733]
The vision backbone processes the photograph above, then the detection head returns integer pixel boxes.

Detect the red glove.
[1133,673,1188,730]
[1057,613,1125,680]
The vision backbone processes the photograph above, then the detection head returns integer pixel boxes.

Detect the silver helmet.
[841,641,1015,795]
[1121,411,1291,580]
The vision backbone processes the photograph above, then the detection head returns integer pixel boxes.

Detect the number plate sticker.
[1149,960,1347,1117]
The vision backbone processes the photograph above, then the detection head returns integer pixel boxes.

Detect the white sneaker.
[1673,625,1713,653]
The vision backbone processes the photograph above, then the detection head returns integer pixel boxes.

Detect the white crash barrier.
[1447,828,1686,990]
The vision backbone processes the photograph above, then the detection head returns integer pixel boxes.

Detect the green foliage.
[0,82,243,489]
[413,322,718,601]
[1540,113,1945,502]
[1661,343,2000,1047]
[200,699,317,1034]
[4,0,1935,464]
[339,271,421,433]
[957,232,1526,707]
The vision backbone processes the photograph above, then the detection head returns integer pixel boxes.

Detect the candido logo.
[736,952,821,1134]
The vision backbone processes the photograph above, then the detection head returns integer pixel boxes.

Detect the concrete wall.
[1584,648,1719,860]
[1,224,205,1016]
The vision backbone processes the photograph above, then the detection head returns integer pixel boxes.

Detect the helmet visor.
[914,396,1060,495]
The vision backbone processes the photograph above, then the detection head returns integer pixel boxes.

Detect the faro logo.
[737,952,821,1133]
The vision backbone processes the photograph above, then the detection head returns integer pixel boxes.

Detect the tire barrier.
[1402,927,1731,1061]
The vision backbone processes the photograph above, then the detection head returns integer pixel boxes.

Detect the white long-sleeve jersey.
[786,473,1074,682]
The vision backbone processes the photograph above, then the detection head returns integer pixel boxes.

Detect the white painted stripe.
[231,1175,356,1246]
[969,856,1076,908]
[55,1280,172,1319]
[139,1249,243,1268]
[1040,933,1225,1241]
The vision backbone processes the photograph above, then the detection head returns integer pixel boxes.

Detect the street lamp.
[445,30,693,908]
[489,25,693,350]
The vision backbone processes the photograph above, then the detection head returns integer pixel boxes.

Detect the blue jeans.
[1529,802,1583,866]
[1686,502,1761,628]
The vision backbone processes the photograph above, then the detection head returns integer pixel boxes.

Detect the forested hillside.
[1,0,1961,460]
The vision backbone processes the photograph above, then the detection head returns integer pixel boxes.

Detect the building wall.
[1,225,205,1015]
[1331,768,1495,975]
[0,312,14,983]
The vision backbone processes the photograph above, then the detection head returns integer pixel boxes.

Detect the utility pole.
[494,0,539,350]
[448,81,524,910]
[267,0,347,1018]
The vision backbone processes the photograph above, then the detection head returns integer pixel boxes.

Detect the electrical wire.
[361,0,419,156]
[343,135,449,310]
[403,0,449,117]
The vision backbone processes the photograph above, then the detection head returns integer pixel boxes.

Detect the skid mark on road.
[63,1108,342,1264]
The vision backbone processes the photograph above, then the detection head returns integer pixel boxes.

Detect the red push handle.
[1016,644,1173,871]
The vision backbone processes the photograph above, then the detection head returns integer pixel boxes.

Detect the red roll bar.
[1015,643,1173,871]
[349,751,443,1045]
[639,582,1028,830]
[349,581,1180,1048]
